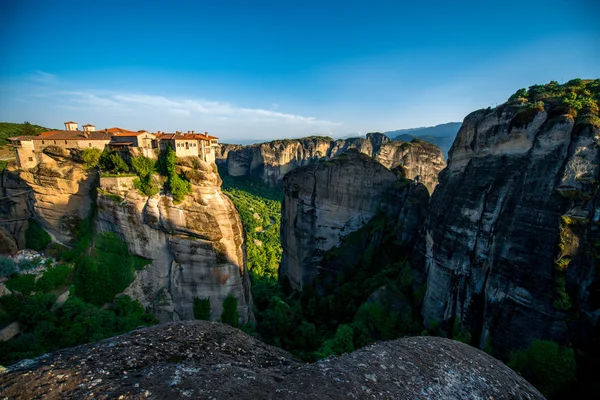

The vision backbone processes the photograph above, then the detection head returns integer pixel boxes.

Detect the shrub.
[25,219,51,251]
[133,175,161,197]
[35,264,73,293]
[81,148,102,170]
[0,257,16,277]
[74,232,150,305]
[99,149,129,174]
[4,274,36,295]
[109,153,129,173]
[131,156,156,179]
[509,88,528,101]
[316,324,355,358]
[168,173,191,203]
[193,297,211,320]
[220,294,239,327]
[508,340,576,397]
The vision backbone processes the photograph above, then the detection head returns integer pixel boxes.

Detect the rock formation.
[0,151,253,325]
[416,99,600,358]
[0,147,95,245]
[279,150,429,292]
[96,157,252,324]
[0,320,544,400]
[217,133,445,194]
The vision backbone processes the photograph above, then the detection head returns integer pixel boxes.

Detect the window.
[88,143,92,148]
[42,140,45,144]
[28,157,33,161]
[54,140,57,144]
[65,141,68,144]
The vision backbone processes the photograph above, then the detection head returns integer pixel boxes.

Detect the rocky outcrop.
[279,150,429,292]
[0,320,544,399]
[417,100,600,358]
[15,147,96,244]
[96,157,252,324]
[220,133,445,194]
[0,150,253,325]
[0,169,38,249]
[215,143,243,165]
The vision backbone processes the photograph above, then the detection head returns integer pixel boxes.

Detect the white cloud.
[1,76,343,142]
[90,91,339,127]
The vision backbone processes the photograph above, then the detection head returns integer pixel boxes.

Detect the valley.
[0,79,599,399]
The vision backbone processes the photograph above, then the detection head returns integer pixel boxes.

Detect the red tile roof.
[156,133,218,141]
[28,130,114,141]
[8,136,39,141]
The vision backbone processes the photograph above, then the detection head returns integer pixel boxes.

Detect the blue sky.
[0,0,598,142]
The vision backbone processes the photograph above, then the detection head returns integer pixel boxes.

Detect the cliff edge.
[0,321,543,400]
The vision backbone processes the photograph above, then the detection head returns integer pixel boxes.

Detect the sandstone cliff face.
[96,158,252,324]
[0,148,95,245]
[215,143,243,165]
[417,101,600,357]
[279,150,428,292]
[0,169,31,250]
[0,321,543,400]
[0,150,253,325]
[221,133,445,194]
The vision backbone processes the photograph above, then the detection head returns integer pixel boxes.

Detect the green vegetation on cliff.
[0,207,156,366]
[508,340,576,398]
[508,79,600,127]
[24,219,51,251]
[0,122,52,146]
[159,146,191,202]
[220,168,282,310]
[218,167,426,362]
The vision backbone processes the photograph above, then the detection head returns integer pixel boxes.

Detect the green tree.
[109,153,129,173]
[25,219,51,251]
[131,155,156,178]
[508,340,577,397]
[21,121,36,136]
[509,88,528,101]
[316,324,355,358]
[81,148,102,170]
[220,294,239,327]
[193,297,211,320]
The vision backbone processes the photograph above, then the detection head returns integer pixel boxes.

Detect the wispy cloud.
[83,92,340,127]
[0,74,342,142]
[30,71,57,84]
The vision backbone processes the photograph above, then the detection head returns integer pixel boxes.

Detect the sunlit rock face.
[96,157,253,324]
[3,147,96,244]
[0,149,253,325]
[279,150,429,292]
[219,133,445,194]
[415,101,600,358]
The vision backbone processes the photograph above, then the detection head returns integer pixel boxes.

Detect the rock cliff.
[417,99,600,358]
[0,320,543,400]
[217,133,445,194]
[96,157,253,324]
[279,150,429,292]
[1,147,96,245]
[0,151,253,325]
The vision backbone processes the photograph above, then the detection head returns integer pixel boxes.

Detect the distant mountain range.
[385,122,462,157]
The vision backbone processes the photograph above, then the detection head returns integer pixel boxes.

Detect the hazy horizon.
[1,0,598,143]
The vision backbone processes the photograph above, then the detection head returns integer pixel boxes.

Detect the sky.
[0,0,598,143]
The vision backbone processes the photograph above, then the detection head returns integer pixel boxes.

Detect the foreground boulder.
[0,321,543,399]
